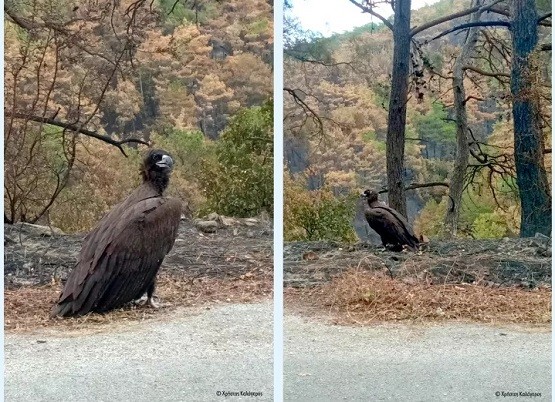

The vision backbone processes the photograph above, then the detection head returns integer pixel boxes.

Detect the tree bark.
[386,0,411,217]
[510,0,552,237]
[444,2,483,238]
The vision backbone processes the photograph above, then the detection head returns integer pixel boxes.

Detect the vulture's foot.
[146,297,159,309]
[133,295,171,309]
[146,297,173,309]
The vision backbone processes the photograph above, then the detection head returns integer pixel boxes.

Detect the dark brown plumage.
[51,149,182,317]
[361,189,419,251]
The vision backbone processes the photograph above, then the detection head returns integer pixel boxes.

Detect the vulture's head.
[361,189,379,203]
[141,149,174,188]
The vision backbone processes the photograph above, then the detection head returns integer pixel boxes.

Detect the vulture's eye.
[153,154,162,161]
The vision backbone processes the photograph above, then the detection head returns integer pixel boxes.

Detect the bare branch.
[464,65,510,80]
[411,5,482,37]
[4,5,37,31]
[430,21,511,42]
[168,0,181,15]
[378,182,450,193]
[284,52,356,70]
[6,111,150,156]
[284,87,325,135]
[538,12,552,24]
[346,0,394,31]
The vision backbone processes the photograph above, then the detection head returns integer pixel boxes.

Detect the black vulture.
[51,149,182,317]
[361,189,420,251]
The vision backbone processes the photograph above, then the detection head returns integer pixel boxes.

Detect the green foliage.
[247,19,269,36]
[362,130,386,152]
[285,177,358,242]
[150,128,216,212]
[536,0,551,14]
[414,198,448,238]
[158,0,217,27]
[414,185,519,240]
[152,128,214,176]
[413,102,456,144]
[471,213,508,238]
[42,126,70,173]
[200,101,273,217]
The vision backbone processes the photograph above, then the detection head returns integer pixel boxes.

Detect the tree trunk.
[444,2,483,238]
[510,0,552,237]
[386,0,411,217]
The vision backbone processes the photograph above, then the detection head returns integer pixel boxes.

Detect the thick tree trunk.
[510,0,552,237]
[444,3,483,238]
[386,0,411,217]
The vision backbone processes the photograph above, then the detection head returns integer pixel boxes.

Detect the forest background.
[284,0,552,243]
[4,0,274,233]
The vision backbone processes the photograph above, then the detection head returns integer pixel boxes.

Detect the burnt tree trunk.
[386,0,411,217]
[510,0,551,237]
[444,3,483,238]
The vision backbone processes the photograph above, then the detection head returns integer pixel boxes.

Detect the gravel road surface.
[6,302,551,402]
[285,314,551,401]
[5,302,273,402]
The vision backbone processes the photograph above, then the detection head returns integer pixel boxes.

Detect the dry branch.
[6,111,149,156]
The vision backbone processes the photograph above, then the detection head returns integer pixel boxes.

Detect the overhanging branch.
[6,111,150,156]
[430,21,511,42]
[346,0,394,31]
[378,182,450,194]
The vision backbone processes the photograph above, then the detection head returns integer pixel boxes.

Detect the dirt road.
[5,302,273,402]
[5,301,551,402]
[285,313,551,401]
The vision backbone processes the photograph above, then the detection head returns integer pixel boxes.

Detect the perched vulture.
[51,149,182,317]
[361,189,419,251]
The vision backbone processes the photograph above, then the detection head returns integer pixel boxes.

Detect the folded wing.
[51,197,181,317]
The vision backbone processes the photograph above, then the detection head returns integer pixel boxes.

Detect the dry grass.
[5,270,271,333]
[285,269,551,325]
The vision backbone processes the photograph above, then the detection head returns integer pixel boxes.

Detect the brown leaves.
[287,269,551,325]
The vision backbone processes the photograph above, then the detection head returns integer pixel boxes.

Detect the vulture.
[51,149,182,317]
[361,189,419,251]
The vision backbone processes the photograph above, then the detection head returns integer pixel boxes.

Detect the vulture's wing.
[365,207,419,249]
[52,197,182,316]
[372,205,419,247]
[365,208,398,236]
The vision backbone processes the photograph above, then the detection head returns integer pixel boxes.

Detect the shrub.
[413,198,448,238]
[200,101,273,217]
[471,212,509,238]
[285,175,358,242]
[151,128,216,213]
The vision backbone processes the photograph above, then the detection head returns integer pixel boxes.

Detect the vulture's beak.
[156,155,174,169]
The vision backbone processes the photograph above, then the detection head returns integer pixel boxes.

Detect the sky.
[289,0,442,37]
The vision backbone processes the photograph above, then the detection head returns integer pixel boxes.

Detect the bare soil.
[284,237,551,325]
[4,218,272,332]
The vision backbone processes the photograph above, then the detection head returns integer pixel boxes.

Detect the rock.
[219,216,238,227]
[12,222,64,237]
[206,212,220,222]
[244,218,259,227]
[195,220,218,233]
[302,251,319,261]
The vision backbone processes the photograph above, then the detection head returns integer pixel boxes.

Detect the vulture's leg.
[384,243,403,252]
[378,236,389,251]
[146,280,159,308]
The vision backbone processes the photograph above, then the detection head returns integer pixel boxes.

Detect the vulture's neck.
[144,172,169,195]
